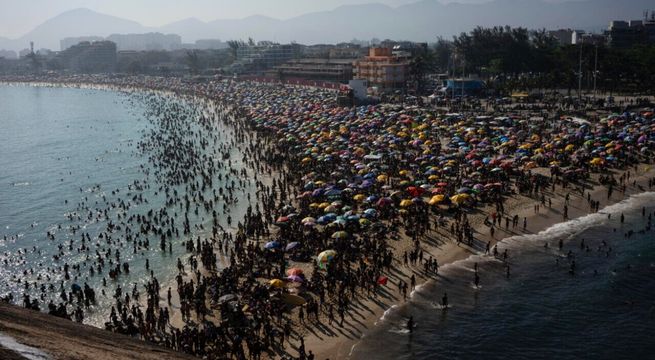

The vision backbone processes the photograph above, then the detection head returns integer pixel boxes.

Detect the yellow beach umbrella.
[399,199,413,207]
[450,194,469,204]
[324,205,338,213]
[269,279,286,288]
[590,158,603,165]
[429,195,445,205]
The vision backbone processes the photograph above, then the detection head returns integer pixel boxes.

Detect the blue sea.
[351,192,655,359]
[0,84,255,325]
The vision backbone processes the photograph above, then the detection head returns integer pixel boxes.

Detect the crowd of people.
[1,74,655,359]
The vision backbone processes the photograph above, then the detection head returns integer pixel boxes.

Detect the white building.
[348,79,368,100]
[61,36,104,51]
[106,33,181,51]
[547,29,574,45]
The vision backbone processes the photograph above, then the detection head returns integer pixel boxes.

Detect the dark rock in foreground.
[0,302,195,360]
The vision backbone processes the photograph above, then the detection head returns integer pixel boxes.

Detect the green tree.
[432,37,453,72]
[127,60,143,74]
[409,49,436,94]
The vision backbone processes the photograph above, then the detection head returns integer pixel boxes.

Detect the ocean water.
[351,192,655,359]
[0,85,254,325]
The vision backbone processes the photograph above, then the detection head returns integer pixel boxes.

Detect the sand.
[297,164,655,360]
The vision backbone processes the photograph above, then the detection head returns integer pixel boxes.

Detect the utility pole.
[461,58,465,106]
[593,45,598,97]
[451,54,455,100]
[578,42,583,100]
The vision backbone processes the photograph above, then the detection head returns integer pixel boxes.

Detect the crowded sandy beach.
[1,74,655,359]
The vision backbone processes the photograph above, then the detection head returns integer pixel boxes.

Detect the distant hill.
[159,17,216,43]
[1,0,653,51]
[0,8,151,51]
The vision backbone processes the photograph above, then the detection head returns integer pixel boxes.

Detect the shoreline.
[2,77,654,360]
[0,80,282,338]
[308,164,655,359]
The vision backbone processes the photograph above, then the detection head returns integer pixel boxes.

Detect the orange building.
[352,47,409,90]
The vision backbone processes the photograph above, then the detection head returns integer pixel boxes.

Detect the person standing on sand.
[298,337,306,359]
[339,307,345,326]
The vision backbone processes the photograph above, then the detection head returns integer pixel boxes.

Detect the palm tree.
[25,51,42,73]
[185,50,201,75]
[227,40,245,61]
[409,50,436,94]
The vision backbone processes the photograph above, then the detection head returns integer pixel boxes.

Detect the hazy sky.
[0,0,582,39]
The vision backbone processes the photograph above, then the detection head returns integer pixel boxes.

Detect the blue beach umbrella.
[265,241,280,250]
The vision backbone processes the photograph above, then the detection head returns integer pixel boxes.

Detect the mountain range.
[1,0,652,51]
